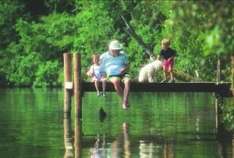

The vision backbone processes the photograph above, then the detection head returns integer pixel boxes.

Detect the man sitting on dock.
[100,40,130,109]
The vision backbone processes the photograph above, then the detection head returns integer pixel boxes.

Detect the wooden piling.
[215,97,219,130]
[216,58,221,83]
[231,55,234,94]
[215,57,227,135]
[215,95,224,136]
[63,53,72,114]
[64,114,73,158]
[74,117,82,158]
[73,53,82,118]
[232,136,234,158]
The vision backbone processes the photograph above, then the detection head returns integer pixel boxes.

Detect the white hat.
[109,40,122,50]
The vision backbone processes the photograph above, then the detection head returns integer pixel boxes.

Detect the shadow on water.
[99,107,107,122]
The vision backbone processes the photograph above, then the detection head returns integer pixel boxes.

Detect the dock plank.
[82,82,232,97]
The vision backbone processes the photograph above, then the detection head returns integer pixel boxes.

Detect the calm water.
[0,89,233,158]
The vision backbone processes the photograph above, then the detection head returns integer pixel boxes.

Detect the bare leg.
[123,77,130,108]
[161,69,168,83]
[94,80,100,95]
[170,71,174,80]
[165,73,168,80]
[163,66,167,80]
[168,65,174,82]
[110,77,123,97]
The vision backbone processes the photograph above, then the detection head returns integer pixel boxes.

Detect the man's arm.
[120,65,129,75]
[120,54,129,74]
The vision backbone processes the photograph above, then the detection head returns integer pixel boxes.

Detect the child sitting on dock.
[87,54,106,96]
[160,38,176,83]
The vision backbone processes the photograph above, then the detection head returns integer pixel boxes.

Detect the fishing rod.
[120,15,155,60]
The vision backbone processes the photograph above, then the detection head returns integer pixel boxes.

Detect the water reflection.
[64,115,83,158]
[63,120,234,158]
[195,116,200,140]
[217,135,234,158]
[90,135,107,157]
[139,139,174,157]
[110,123,175,158]
[74,117,82,158]
[111,122,131,158]
[61,92,234,158]
[1,89,234,158]
[233,138,234,158]
[64,114,73,158]
[89,122,130,158]
[163,143,174,158]
[139,141,155,157]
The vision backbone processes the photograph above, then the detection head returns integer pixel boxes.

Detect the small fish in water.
[99,107,107,122]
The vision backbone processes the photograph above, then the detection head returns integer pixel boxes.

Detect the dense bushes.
[0,0,233,87]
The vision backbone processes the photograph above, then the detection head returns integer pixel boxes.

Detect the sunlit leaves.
[1,0,234,86]
[204,26,222,56]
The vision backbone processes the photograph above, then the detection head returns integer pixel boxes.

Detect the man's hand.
[120,67,128,75]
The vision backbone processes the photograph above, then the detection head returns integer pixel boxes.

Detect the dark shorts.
[108,73,130,80]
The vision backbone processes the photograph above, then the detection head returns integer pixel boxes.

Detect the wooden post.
[64,53,72,114]
[216,58,221,84]
[215,97,219,130]
[64,114,73,158]
[73,53,82,118]
[231,55,234,94]
[215,57,223,135]
[215,95,223,136]
[74,117,82,158]
[232,136,234,158]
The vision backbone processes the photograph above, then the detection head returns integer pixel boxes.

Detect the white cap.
[109,40,122,50]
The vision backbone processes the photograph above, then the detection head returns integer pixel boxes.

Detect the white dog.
[138,59,162,83]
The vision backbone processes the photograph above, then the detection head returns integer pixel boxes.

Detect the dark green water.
[0,89,233,158]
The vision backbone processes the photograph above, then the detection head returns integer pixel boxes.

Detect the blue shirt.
[100,51,128,76]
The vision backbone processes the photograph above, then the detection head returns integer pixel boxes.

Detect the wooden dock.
[82,82,232,97]
[63,53,233,122]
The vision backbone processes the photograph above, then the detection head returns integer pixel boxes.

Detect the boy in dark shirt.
[160,39,176,83]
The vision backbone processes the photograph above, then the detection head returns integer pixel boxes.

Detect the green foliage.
[0,0,234,86]
[6,52,39,86]
[223,98,234,132]
[34,60,61,87]
[73,1,114,68]
[0,0,23,47]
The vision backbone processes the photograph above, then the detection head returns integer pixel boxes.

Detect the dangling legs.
[122,77,130,109]
[94,80,100,96]
[110,77,123,97]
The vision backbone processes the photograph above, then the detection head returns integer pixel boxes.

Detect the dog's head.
[152,59,162,69]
